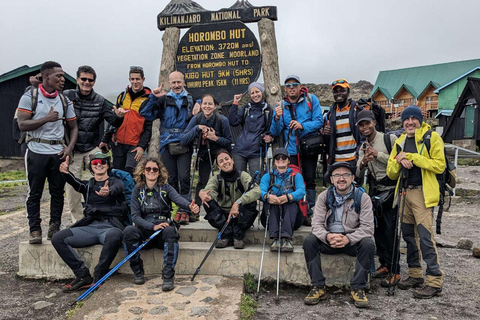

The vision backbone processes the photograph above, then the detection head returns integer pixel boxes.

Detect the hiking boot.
[304,285,327,305]
[373,266,389,278]
[29,231,42,244]
[133,272,145,285]
[270,239,280,252]
[280,238,294,252]
[381,274,401,288]
[47,222,61,240]
[233,239,244,249]
[131,261,145,285]
[413,285,442,299]
[162,269,175,291]
[303,215,312,227]
[350,289,370,308]
[397,277,424,290]
[179,212,189,225]
[63,269,93,293]
[215,238,230,248]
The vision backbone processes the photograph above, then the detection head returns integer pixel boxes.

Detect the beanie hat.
[248,82,264,94]
[401,105,423,123]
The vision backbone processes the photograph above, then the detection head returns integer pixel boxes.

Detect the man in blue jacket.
[270,75,323,223]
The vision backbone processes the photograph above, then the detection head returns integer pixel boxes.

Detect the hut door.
[464,105,475,138]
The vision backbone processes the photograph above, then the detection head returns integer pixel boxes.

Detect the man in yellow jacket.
[386,105,445,299]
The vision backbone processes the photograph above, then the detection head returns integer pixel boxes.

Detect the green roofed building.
[371,58,480,119]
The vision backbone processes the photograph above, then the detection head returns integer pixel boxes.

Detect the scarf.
[170,89,187,109]
[333,185,354,207]
[220,164,240,182]
[39,84,58,98]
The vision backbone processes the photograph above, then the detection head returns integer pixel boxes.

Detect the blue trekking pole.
[75,229,163,304]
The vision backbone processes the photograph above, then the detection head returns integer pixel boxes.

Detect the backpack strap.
[242,103,252,126]
[420,130,433,156]
[117,91,126,108]
[85,178,96,205]
[217,174,224,201]
[58,92,70,146]
[353,186,365,214]
[384,133,393,154]
[31,87,39,114]
[326,186,335,212]
[159,184,172,212]
[289,170,297,191]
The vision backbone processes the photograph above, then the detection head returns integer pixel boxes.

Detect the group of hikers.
[16,60,446,308]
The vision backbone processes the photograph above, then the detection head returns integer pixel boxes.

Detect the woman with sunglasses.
[228,82,273,177]
[52,152,127,292]
[198,149,260,249]
[123,157,199,291]
[259,148,306,252]
[180,94,232,223]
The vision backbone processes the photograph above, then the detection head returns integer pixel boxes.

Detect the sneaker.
[280,238,294,252]
[179,212,189,225]
[373,266,389,278]
[381,274,401,287]
[29,231,42,244]
[215,238,230,248]
[47,222,61,240]
[413,285,442,299]
[63,272,93,293]
[397,277,424,290]
[270,239,280,252]
[233,239,244,249]
[303,215,312,227]
[304,285,327,305]
[350,289,370,308]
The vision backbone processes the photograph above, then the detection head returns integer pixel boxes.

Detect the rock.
[429,317,438,320]
[473,247,480,258]
[175,286,197,297]
[436,239,456,248]
[33,301,53,310]
[45,292,57,299]
[200,286,212,292]
[147,291,161,296]
[202,276,222,285]
[0,271,7,275]
[149,306,169,315]
[188,307,210,317]
[122,290,138,298]
[128,307,143,315]
[457,238,473,250]
[104,307,119,314]
[200,296,214,303]
[171,302,187,311]
[147,299,163,305]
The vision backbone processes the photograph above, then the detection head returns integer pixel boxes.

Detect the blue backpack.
[326,185,365,214]
[111,169,135,225]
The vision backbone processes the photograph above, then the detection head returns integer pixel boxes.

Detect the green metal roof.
[434,67,480,93]
[371,58,480,100]
[0,64,76,84]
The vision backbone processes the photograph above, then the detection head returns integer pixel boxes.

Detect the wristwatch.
[236,199,242,205]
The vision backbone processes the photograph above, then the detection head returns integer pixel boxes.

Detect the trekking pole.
[75,229,163,304]
[206,139,215,177]
[191,216,232,281]
[189,135,202,200]
[275,204,284,302]
[266,143,273,174]
[256,198,271,299]
[387,168,408,296]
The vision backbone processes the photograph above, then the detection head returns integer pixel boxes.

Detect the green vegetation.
[240,294,258,320]
[0,170,26,181]
[65,302,84,319]
[243,273,256,294]
[457,158,480,166]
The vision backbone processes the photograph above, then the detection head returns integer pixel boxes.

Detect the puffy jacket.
[259,167,305,202]
[229,100,272,158]
[140,90,194,154]
[270,91,323,155]
[386,122,445,208]
[63,89,123,153]
[312,188,374,246]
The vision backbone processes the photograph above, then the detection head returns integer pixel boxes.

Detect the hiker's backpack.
[14,87,69,144]
[242,102,271,131]
[216,172,245,202]
[325,185,366,215]
[111,169,135,207]
[357,98,386,133]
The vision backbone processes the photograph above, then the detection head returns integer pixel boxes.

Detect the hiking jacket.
[130,184,190,231]
[386,122,445,208]
[312,188,374,246]
[140,90,194,154]
[270,91,323,155]
[102,87,152,149]
[259,168,305,202]
[63,89,123,153]
[325,99,362,162]
[201,171,260,212]
[228,101,272,158]
[180,112,232,159]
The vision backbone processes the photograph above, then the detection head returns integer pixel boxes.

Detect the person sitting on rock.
[198,149,260,249]
[52,152,127,292]
[259,148,306,252]
[303,161,374,308]
[123,157,199,291]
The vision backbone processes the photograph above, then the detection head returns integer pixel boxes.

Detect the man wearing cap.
[100,66,152,175]
[303,161,374,308]
[356,110,400,287]
[270,75,323,223]
[386,105,445,299]
[324,78,363,165]
[64,65,126,223]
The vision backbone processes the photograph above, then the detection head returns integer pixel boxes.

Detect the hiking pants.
[194,154,214,209]
[267,202,300,239]
[232,154,261,180]
[161,147,192,199]
[290,154,318,216]
[401,187,444,288]
[25,150,65,233]
[111,143,138,175]
[51,221,122,279]
[123,225,179,279]
[303,234,374,290]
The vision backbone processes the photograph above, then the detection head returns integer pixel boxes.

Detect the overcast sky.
[1,0,479,100]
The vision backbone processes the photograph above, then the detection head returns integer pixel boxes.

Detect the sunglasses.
[331,79,347,86]
[145,167,159,173]
[275,155,288,161]
[284,83,300,89]
[91,159,107,166]
[80,77,95,83]
[331,173,353,179]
